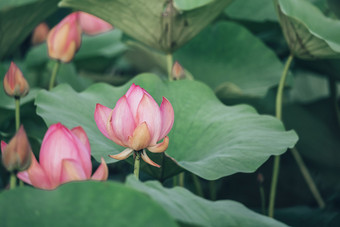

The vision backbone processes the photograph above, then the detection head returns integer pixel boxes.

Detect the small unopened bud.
[31,23,50,45]
[1,126,32,172]
[172,61,186,80]
[257,173,264,184]
[3,62,29,98]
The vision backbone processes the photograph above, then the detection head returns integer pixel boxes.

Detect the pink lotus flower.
[1,123,108,190]
[47,12,82,63]
[78,12,113,35]
[94,83,174,167]
[3,62,29,98]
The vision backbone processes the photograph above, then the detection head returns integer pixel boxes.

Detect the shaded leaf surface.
[175,22,288,97]
[0,0,59,60]
[0,181,178,227]
[126,176,288,227]
[225,0,278,22]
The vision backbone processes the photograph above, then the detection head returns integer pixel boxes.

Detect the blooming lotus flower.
[31,23,49,45]
[3,62,29,98]
[4,123,108,190]
[1,126,31,172]
[94,83,174,167]
[47,12,82,63]
[78,12,113,35]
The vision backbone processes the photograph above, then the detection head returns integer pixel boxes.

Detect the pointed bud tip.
[3,62,29,98]
[172,61,186,80]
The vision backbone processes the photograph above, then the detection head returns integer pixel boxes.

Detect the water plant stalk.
[49,61,60,90]
[268,54,293,217]
[167,53,173,81]
[15,98,20,131]
[134,151,141,179]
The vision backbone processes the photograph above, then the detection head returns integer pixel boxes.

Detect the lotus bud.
[47,12,82,63]
[3,62,29,98]
[172,61,186,80]
[31,23,49,45]
[1,126,32,172]
[257,173,264,184]
[94,83,174,167]
[78,12,113,35]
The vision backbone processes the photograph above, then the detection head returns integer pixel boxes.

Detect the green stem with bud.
[49,61,60,90]
[9,172,16,189]
[134,151,141,179]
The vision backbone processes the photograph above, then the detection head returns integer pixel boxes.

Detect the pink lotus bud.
[94,83,174,167]
[78,12,113,35]
[16,123,108,190]
[31,23,49,45]
[257,173,264,184]
[47,13,82,63]
[172,61,186,80]
[1,126,32,172]
[3,62,29,98]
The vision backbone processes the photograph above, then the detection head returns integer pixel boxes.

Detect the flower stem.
[134,151,141,179]
[49,60,60,90]
[14,97,20,131]
[275,54,293,121]
[329,78,340,128]
[192,174,203,197]
[166,53,173,81]
[178,172,184,187]
[290,147,325,208]
[9,172,16,189]
[259,185,266,215]
[173,175,178,186]
[268,54,293,218]
[209,180,216,200]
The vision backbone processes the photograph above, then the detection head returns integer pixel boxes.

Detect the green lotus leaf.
[0,181,178,227]
[58,0,233,53]
[277,0,340,59]
[35,74,298,180]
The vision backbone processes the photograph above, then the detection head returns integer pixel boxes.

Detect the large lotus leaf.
[174,22,288,97]
[0,181,178,227]
[126,176,287,227]
[225,0,278,22]
[35,74,298,180]
[76,29,127,59]
[58,0,233,53]
[277,0,340,59]
[173,0,214,10]
[0,0,59,60]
